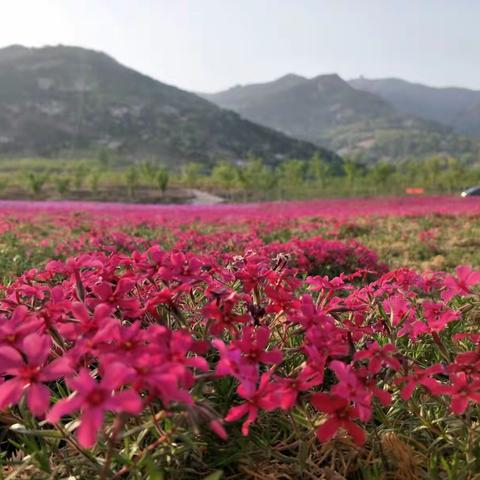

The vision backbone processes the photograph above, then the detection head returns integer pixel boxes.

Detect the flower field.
[2,197,480,479]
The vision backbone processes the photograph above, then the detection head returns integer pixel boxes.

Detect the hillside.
[350,77,480,138]
[202,74,479,162]
[0,45,334,166]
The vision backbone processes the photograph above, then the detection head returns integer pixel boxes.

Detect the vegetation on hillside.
[202,73,480,163]
[0,45,333,166]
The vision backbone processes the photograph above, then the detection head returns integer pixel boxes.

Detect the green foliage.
[72,162,90,189]
[308,153,331,188]
[140,161,157,183]
[24,171,49,197]
[53,175,71,197]
[125,166,140,198]
[182,162,203,187]
[2,149,480,204]
[342,158,363,187]
[211,161,239,191]
[279,159,306,187]
[238,156,277,194]
[89,169,102,195]
[156,167,169,193]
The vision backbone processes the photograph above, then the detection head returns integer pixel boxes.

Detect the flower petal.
[26,383,51,417]
[0,378,24,410]
[316,418,340,442]
[77,407,104,448]
[22,334,51,366]
[47,395,83,423]
[106,390,142,414]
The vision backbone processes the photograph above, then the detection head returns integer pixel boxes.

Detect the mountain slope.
[0,45,334,166]
[349,77,480,137]
[202,74,479,162]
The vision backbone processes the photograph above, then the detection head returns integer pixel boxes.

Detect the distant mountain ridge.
[349,77,480,138]
[202,74,480,162]
[0,45,335,166]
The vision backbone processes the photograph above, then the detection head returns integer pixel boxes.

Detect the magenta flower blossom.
[396,364,445,400]
[224,373,284,435]
[47,364,142,448]
[354,342,401,374]
[442,265,480,301]
[311,392,366,445]
[0,306,44,348]
[329,360,372,422]
[437,373,480,414]
[0,333,72,416]
[233,326,283,365]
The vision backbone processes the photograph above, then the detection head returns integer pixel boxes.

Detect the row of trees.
[2,151,477,201]
[180,154,476,199]
[18,161,169,199]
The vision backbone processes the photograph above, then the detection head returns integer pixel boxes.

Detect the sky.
[0,0,479,92]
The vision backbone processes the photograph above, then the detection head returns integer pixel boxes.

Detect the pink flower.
[421,301,459,335]
[202,290,250,336]
[354,342,401,375]
[225,373,284,435]
[61,302,118,343]
[0,334,71,416]
[396,364,445,400]
[212,339,257,384]
[0,306,44,348]
[91,277,142,318]
[311,393,366,445]
[329,360,372,422]
[382,294,414,328]
[47,364,142,448]
[233,326,283,365]
[438,373,480,414]
[442,265,480,301]
[278,367,324,409]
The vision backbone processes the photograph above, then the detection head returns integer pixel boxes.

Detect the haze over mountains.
[0,45,333,166]
[350,77,480,138]
[202,74,480,163]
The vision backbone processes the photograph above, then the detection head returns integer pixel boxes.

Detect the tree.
[53,175,71,197]
[156,167,169,193]
[369,162,396,193]
[443,156,466,193]
[182,163,202,187]
[89,169,102,195]
[238,157,277,198]
[308,153,331,189]
[73,163,90,190]
[211,161,239,192]
[342,158,362,189]
[125,166,139,199]
[25,172,49,197]
[279,159,306,190]
[140,161,157,185]
[424,155,443,190]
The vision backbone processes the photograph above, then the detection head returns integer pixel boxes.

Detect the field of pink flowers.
[2,196,480,479]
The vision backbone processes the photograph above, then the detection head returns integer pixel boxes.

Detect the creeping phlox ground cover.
[1,197,480,479]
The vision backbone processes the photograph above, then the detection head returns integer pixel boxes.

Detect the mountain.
[349,77,480,138]
[0,45,334,166]
[202,74,480,162]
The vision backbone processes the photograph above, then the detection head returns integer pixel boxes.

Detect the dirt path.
[188,189,224,205]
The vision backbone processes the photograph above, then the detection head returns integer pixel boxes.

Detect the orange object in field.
[405,188,425,195]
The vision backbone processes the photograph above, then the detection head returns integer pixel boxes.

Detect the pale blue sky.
[1,0,479,92]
